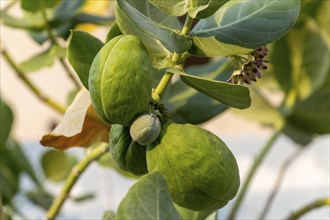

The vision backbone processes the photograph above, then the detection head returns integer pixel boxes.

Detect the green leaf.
[289,19,329,99]
[270,35,292,93]
[282,121,313,146]
[272,18,329,99]
[28,22,75,44]
[53,0,86,22]
[0,165,20,205]
[19,45,66,72]
[41,150,77,182]
[5,139,41,187]
[167,59,233,124]
[0,10,45,31]
[288,87,330,135]
[116,172,181,220]
[195,0,229,18]
[115,3,169,66]
[148,0,189,16]
[115,0,192,53]
[26,189,54,210]
[191,0,300,48]
[21,0,59,12]
[189,36,252,57]
[148,0,228,18]
[72,192,95,202]
[167,68,251,109]
[103,210,116,220]
[232,88,284,129]
[68,31,104,89]
[71,13,114,26]
[189,0,228,18]
[0,99,13,147]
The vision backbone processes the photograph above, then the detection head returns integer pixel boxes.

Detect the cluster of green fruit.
[89,35,240,211]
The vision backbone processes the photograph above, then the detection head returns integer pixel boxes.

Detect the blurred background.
[1,1,329,219]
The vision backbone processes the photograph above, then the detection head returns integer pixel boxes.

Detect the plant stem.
[1,45,66,114]
[152,15,194,102]
[39,3,81,90]
[258,148,303,219]
[226,130,282,220]
[3,0,18,12]
[45,143,109,220]
[286,197,330,220]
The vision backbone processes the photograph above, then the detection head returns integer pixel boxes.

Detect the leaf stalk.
[152,14,194,102]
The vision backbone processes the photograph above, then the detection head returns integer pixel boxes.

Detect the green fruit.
[89,35,154,126]
[110,124,148,176]
[147,122,240,211]
[130,113,161,145]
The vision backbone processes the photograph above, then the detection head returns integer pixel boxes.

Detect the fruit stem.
[285,197,330,220]
[1,44,67,114]
[226,129,282,220]
[152,15,194,102]
[45,143,109,220]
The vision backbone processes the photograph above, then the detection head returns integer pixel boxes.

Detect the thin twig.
[39,3,81,89]
[226,130,282,220]
[258,148,304,219]
[1,45,66,114]
[45,143,109,220]
[285,197,330,220]
[2,0,18,12]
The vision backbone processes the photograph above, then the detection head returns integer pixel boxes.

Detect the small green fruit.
[130,113,161,145]
[147,122,240,211]
[89,35,154,126]
[110,124,148,176]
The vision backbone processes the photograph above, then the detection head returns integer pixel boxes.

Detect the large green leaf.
[272,18,329,99]
[189,36,252,57]
[166,59,233,124]
[195,0,229,18]
[19,45,66,73]
[148,0,228,18]
[148,0,189,16]
[115,0,192,53]
[68,31,104,89]
[21,0,59,12]
[41,150,77,182]
[287,87,330,135]
[191,0,300,48]
[288,19,329,99]
[167,68,251,109]
[232,87,284,129]
[0,99,13,147]
[116,172,181,220]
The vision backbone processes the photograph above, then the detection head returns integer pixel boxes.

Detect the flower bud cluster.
[228,46,269,84]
